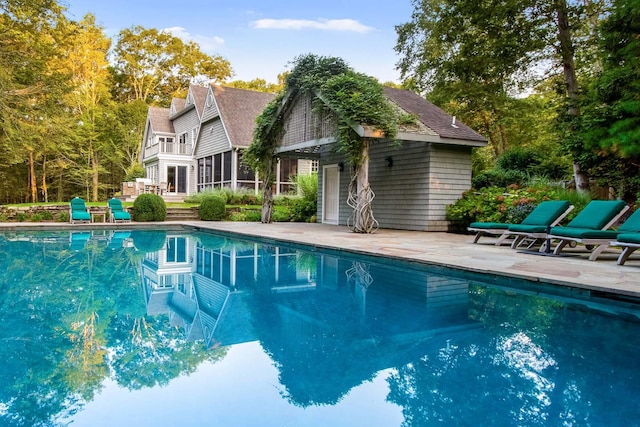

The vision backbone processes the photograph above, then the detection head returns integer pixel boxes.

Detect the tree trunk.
[349,139,378,233]
[92,154,99,202]
[260,158,276,223]
[41,156,48,203]
[28,150,37,203]
[556,0,590,192]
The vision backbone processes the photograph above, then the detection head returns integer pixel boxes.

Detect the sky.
[64,0,416,84]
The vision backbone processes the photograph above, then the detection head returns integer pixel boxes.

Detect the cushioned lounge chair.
[611,233,640,265]
[544,200,630,259]
[108,198,131,223]
[468,200,573,245]
[69,197,91,224]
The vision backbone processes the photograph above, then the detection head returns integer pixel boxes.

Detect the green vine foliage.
[247,54,402,172]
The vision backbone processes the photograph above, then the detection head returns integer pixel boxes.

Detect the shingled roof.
[383,87,487,143]
[191,85,208,117]
[148,107,174,133]
[214,86,276,148]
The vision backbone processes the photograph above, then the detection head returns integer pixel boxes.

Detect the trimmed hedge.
[132,194,166,222]
[199,196,226,221]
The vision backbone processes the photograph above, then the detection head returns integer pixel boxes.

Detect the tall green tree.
[395,0,610,192]
[111,26,233,105]
[575,0,640,201]
[0,0,72,203]
[395,0,548,156]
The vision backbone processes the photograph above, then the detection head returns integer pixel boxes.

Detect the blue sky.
[64,0,415,84]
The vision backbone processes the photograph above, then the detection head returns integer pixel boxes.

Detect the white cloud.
[162,26,225,53]
[250,18,374,33]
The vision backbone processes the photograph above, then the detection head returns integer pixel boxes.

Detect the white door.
[323,165,340,224]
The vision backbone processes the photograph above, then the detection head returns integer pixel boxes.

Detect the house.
[273,86,488,231]
[138,85,315,200]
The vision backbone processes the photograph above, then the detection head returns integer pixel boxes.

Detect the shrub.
[472,169,528,189]
[496,147,542,172]
[293,173,318,201]
[57,212,69,223]
[199,196,226,221]
[289,198,317,222]
[133,193,166,221]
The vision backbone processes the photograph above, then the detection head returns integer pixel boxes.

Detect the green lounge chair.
[108,198,131,223]
[545,200,630,259]
[69,197,91,224]
[611,233,640,265]
[468,200,573,245]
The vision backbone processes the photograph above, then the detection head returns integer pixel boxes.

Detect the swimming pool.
[1,229,639,426]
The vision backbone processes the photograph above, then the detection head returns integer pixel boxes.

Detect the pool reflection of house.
[140,233,477,347]
[141,234,320,347]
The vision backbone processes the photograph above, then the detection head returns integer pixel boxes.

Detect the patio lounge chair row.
[69,197,131,224]
[469,199,640,265]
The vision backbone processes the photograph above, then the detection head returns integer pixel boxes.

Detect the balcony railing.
[145,142,192,158]
[162,142,192,155]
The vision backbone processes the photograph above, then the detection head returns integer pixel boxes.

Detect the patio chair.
[544,200,630,259]
[69,197,91,224]
[611,233,640,265]
[108,198,131,223]
[468,200,573,246]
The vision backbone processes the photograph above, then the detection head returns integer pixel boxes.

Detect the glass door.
[167,166,188,193]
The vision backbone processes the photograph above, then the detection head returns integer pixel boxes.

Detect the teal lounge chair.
[69,197,91,224]
[108,198,131,223]
[545,200,630,260]
[468,200,573,246]
[611,233,640,265]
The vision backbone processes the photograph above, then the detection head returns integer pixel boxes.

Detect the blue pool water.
[1,229,639,426]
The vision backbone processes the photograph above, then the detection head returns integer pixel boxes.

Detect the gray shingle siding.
[319,141,473,231]
[194,119,230,158]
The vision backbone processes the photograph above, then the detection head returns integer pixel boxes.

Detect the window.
[279,158,298,193]
[223,151,232,182]
[237,152,255,181]
[205,91,214,107]
[179,133,188,145]
[214,153,222,183]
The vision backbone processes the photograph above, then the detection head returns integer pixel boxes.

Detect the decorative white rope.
[346,174,379,233]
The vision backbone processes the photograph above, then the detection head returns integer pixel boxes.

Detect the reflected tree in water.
[0,233,227,426]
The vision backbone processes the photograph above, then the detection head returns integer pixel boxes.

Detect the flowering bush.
[446,184,590,227]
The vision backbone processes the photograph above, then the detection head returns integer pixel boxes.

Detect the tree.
[575,0,640,201]
[52,13,114,201]
[111,26,233,105]
[0,0,72,203]
[395,0,610,192]
[395,0,548,156]
[226,78,282,93]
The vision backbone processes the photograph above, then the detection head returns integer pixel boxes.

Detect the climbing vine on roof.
[245,53,406,228]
